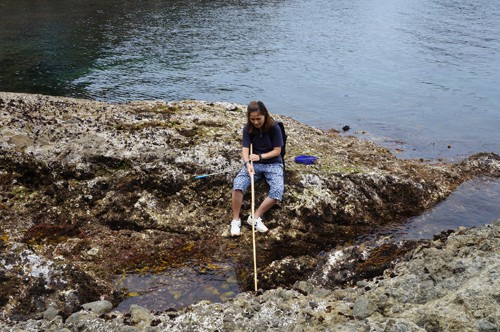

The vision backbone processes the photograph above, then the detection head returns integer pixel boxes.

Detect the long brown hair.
[246,100,275,134]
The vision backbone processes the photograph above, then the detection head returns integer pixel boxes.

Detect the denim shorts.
[232,163,284,201]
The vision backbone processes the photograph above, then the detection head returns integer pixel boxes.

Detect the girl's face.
[249,111,265,129]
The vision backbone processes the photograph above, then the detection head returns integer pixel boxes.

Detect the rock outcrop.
[1,92,499,326]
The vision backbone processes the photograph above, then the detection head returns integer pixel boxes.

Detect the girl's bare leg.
[232,190,244,220]
[255,197,277,219]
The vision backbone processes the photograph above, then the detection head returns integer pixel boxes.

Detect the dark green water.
[1,0,499,160]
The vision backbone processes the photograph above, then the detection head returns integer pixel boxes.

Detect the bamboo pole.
[250,144,258,292]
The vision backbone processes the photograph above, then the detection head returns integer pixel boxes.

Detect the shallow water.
[392,177,500,241]
[114,261,239,312]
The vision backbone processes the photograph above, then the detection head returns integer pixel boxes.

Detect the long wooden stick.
[250,144,258,292]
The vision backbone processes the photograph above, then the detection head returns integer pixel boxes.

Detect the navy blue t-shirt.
[242,123,283,164]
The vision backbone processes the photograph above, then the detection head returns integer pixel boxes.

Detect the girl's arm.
[258,147,281,161]
[242,147,254,174]
[242,147,250,163]
[248,147,281,162]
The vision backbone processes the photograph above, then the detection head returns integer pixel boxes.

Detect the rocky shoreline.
[1,92,499,331]
[2,221,499,331]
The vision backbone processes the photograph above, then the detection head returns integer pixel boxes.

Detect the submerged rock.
[0,92,499,324]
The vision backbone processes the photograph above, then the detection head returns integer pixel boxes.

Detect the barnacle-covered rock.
[1,92,498,322]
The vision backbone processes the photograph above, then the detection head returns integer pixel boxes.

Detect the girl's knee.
[269,188,284,201]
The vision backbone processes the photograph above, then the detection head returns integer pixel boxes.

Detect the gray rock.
[293,281,315,295]
[64,311,98,330]
[476,318,498,332]
[379,318,425,332]
[81,300,113,315]
[43,305,60,321]
[129,304,153,327]
[353,295,377,320]
[119,326,140,332]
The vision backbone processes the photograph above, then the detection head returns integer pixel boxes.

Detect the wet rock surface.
[1,92,499,330]
[1,221,499,331]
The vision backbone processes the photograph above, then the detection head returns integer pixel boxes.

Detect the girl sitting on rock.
[230,101,284,236]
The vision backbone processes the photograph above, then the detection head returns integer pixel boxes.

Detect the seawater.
[0,0,498,160]
[114,262,239,312]
[393,176,500,241]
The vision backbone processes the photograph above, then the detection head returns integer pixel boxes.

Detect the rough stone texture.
[0,220,498,331]
[0,92,499,328]
[129,304,154,328]
[82,300,113,315]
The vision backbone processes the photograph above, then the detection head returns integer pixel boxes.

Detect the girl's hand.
[246,162,254,175]
[248,153,261,162]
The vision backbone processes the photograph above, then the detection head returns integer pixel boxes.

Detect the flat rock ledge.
[1,92,499,328]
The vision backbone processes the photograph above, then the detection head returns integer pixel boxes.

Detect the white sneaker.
[230,219,241,237]
[247,216,268,233]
